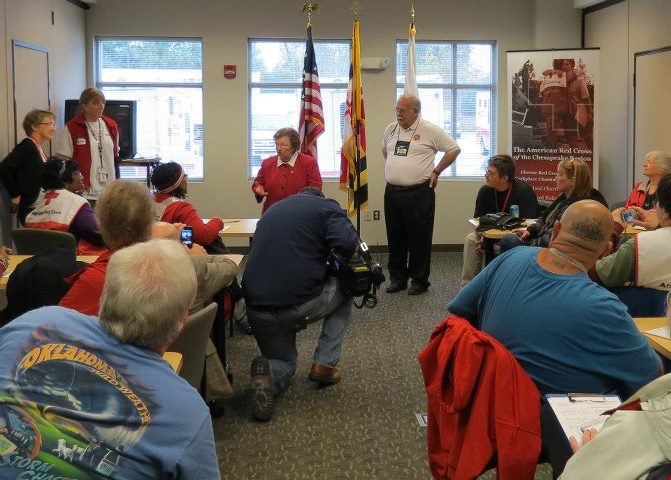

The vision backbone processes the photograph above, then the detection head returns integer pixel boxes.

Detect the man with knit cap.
[151,162,225,251]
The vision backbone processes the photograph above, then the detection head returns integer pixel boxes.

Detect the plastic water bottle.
[510,204,519,218]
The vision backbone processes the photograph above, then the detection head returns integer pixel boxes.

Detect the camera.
[180,226,193,247]
[328,242,385,308]
[621,209,637,224]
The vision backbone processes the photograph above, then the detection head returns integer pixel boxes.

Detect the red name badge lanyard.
[496,185,513,214]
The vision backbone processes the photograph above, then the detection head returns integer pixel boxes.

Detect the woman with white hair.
[623,150,671,210]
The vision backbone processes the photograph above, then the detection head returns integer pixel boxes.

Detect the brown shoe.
[309,363,341,385]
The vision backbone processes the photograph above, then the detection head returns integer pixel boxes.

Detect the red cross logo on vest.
[44,190,60,205]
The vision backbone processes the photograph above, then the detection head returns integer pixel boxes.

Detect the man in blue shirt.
[0,239,220,479]
[449,200,661,399]
[242,188,360,421]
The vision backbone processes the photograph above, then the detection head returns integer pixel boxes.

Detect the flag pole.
[352,7,361,235]
[301,0,319,25]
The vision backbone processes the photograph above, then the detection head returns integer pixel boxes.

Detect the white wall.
[585,0,671,205]
[85,0,581,247]
[0,0,586,246]
[0,0,87,244]
[533,0,582,49]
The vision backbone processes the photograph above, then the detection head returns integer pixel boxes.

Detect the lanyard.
[28,137,47,162]
[548,247,587,273]
[391,119,421,146]
[495,185,513,213]
[86,120,104,167]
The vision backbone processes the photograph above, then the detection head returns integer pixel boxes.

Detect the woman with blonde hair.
[54,88,120,205]
[0,109,56,224]
[501,158,607,251]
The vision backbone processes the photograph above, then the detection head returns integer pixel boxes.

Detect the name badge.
[394,140,410,157]
[76,138,87,146]
[98,170,108,183]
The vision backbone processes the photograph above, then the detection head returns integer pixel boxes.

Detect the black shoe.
[408,282,430,296]
[250,356,274,421]
[250,385,273,422]
[385,280,407,293]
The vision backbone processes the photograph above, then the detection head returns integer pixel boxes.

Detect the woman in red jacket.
[251,127,322,213]
[623,150,671,209]
[151,162,225,253]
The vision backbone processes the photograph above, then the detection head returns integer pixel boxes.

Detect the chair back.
[4,247,82,324]
[12,228,76,255]
[168,302,217,391]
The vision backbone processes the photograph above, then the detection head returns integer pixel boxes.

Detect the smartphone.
[180,226,193,248]
[621,209,636,224]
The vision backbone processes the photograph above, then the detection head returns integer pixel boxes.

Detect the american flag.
[298,24,325,160]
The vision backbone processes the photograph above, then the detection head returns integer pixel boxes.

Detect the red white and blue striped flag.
[298,24,325,160]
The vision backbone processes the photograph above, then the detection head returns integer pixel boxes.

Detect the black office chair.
[12,228,77,255]
[168,302,218,392]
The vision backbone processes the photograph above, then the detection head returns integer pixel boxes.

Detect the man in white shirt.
[382,94,460,295]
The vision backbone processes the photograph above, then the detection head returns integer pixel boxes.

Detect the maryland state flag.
[340,19,368,216]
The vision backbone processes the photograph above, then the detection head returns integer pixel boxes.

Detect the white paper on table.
[545,394,621,445]
[646,326,671,339]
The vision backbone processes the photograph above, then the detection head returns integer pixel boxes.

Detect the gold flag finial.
[302,1,319,26]
[409,2,416,35]
[350,2,362,19]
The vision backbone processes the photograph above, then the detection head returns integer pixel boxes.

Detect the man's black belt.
[388,180,430,192]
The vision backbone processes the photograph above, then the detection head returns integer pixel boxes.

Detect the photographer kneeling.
[242,187,378,421]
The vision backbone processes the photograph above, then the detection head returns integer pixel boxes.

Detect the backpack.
[477,213,525,232]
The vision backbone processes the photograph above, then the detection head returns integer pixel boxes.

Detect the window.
[248,39,350,179]
[95,38,203,179]
[396,41,496,177]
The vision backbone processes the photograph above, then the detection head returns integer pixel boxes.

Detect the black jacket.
[0,138,45,221]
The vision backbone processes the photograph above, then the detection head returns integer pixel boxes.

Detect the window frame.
[395,39,497,179]
[247,38,351,180]
[94,36,204,180]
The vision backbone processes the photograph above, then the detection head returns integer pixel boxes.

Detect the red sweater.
[154,193,224,246]
[59,250,113,315]
[625,181,648,208]
[252,153,322,213]
[418,316,541,480]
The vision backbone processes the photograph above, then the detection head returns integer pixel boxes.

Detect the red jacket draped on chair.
[418,316,541,480]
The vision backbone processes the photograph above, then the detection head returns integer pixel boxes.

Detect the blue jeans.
[500,233,525,253]
[247,277,352,394]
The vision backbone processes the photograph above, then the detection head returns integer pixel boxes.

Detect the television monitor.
[63,99,137,159]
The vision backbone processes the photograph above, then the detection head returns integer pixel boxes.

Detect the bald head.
[151,222,180,241]
[552,200,613,259]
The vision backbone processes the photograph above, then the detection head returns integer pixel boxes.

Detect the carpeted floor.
[213,252,553,479]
